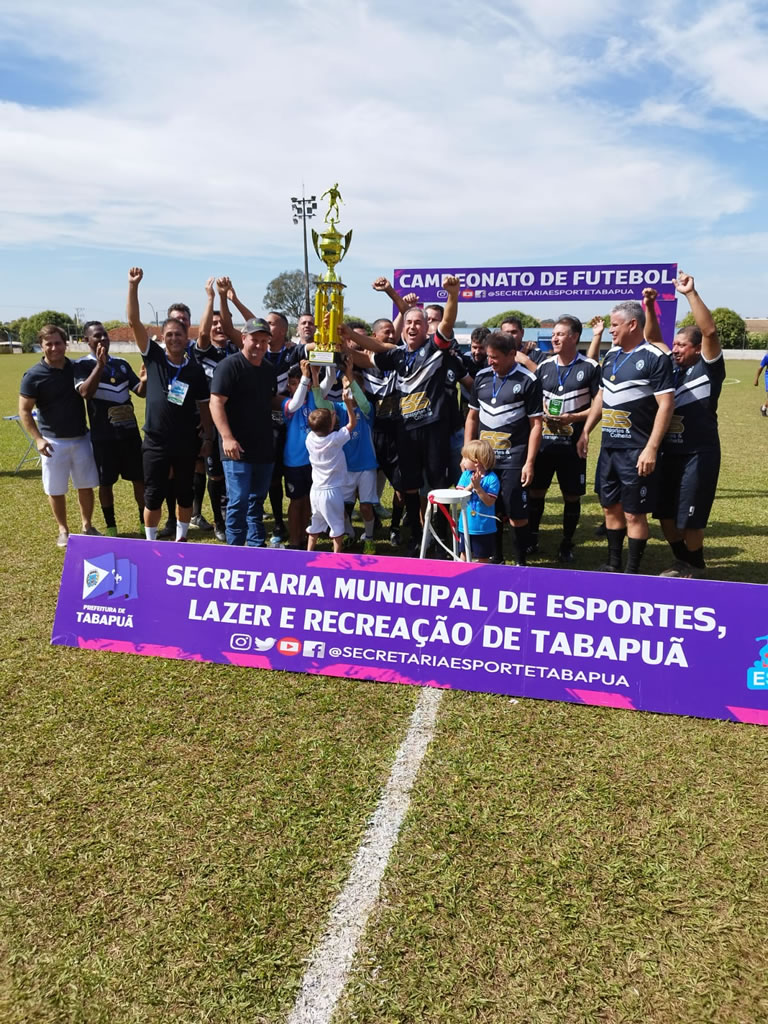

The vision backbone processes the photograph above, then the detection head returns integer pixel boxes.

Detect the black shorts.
[92,433,143,487]
[655,450,720,530]
[397,422,448,492]
[497,464,529,521]
[142,444,197,511]
[284,463,312,500]
[598,448,659,515]
[532,445,587,497]
[459,532,495,559]
[373,421,401,491]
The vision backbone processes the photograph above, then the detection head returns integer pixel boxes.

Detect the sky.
[1,0,768,329]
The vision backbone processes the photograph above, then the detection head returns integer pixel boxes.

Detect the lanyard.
[609,347,640,381]
[491,369,515,403]
[165,355,187,388]
[556,356,578,391]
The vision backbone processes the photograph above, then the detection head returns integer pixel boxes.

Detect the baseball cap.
[242,317,271,336]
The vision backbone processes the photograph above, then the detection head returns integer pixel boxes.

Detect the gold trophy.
[309,183,353,364]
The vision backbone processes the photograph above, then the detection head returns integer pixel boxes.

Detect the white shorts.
[343,468,378,505]
[307,485,346,537]
[41,435,99,496]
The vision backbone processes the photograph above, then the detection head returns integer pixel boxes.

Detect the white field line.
[722,377,741,385]
[286,686,443,1024]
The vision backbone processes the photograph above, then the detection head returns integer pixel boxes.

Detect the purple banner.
[393,263,679,343]
[53,537,768,726]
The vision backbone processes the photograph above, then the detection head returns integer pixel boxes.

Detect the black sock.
[166,480,176,522]
[625,537,647,573]
[269,478,284,525]
[208,479,226,528]
[606,528,626,569]
[404,493,421,543]
[137,502,144,526]
[192,472,206,518]
[527,496,545,539]
[563,501,580,545]
[513,524,531,565]
[391,498,403,530]
[670,539,688,562]
[685,546,706,569]
[344,502,355,523]
[101,504,116,528]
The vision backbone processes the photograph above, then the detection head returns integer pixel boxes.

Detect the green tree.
[103,319,127,331]
[482,309,541,329]
[263,270,321,321]
[19,311,76,352]
[344,315,372,333]
[677,307,746,349]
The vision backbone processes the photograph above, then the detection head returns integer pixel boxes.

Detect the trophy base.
[309,349,338,365]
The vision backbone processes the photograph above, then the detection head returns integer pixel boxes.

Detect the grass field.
[1,351,767,1022]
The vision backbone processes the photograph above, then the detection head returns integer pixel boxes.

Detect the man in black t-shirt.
[127,267,212,542]
[19,324,101,546]
[74,321,145,537]
[578,300,674,573]
[529,316,600,562]
[655,272,725,578]
[465,332,543,564]
[210,318,282,546]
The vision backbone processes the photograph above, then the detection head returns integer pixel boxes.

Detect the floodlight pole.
[291,192,317,315]
[147,302,159,326]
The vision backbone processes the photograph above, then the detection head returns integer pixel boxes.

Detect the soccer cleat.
[558,542,575,563]
[158,519,176,538]
[363,540,376,555]
[271,521,288,542]
[389,528,401,546]
[82,525,101,536]
[598,563,621,573]
[105,526,119,537]
[660,561,699,579]
[190,514,213,531]
[269,535,286,548]
[761,405,767,417]
[214,525,227,542]
[56,532,69,548]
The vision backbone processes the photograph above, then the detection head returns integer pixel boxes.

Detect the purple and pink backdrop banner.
[53,537,768,726]
[393,263,679,343]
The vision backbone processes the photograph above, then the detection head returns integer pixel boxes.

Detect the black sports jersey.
[663,353,725,454]
[469,364,543,464]
[141,340,210,453]
[74,356,141,441]
[373,332,464,430]
[362,364,399,422]
[537,353,600,448]
[264,344,306,396]
[19,358,87,437]
[600,342,674,450]
[192,340,239,381]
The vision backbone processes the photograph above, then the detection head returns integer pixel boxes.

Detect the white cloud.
[0,0,763,320]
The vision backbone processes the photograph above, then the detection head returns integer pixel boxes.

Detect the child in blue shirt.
[456,439,500,563]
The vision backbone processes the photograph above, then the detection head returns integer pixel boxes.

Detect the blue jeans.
[222,460,274,546]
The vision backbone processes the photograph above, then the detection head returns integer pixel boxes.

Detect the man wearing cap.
[209,318,283,546]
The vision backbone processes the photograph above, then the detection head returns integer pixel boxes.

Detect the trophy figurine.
[310,184,353,364]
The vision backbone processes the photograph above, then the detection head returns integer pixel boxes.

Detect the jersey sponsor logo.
[543,421,574,438]
[400,391,431,416]
[666,414,685,436]
[602,409,632,431]
[479,430,511,450]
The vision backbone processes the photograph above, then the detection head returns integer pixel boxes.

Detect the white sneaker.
[56,532,69,548]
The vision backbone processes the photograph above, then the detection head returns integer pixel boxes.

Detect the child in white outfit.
[305,389,357,553]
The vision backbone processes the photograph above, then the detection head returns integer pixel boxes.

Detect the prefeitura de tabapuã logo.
[747,635,768,690]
